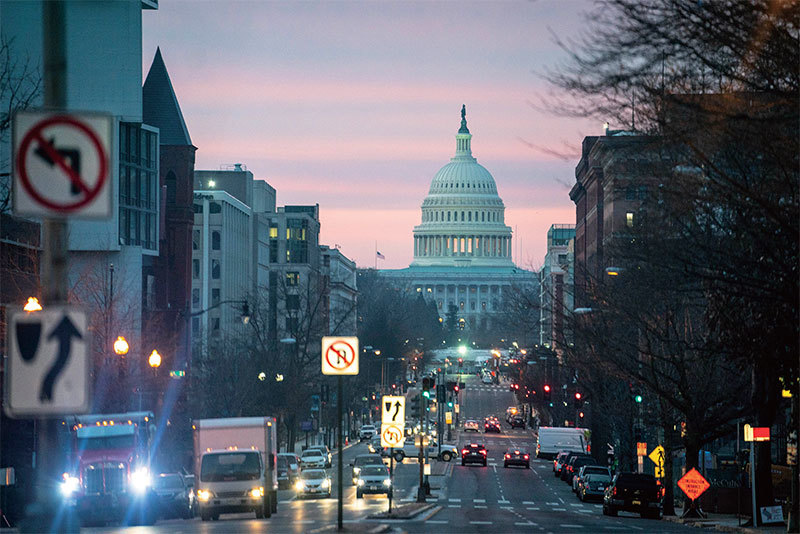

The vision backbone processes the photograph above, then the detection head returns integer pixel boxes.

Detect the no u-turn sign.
[321,337,359,375]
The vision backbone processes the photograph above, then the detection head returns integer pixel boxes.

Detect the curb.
[663,515,783,534]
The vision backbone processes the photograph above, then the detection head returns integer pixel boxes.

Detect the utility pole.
[417,392,426,502]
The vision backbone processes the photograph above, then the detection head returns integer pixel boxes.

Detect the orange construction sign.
[678,468,710,501]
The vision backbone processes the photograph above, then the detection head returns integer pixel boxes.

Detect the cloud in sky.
[143,0,596,268]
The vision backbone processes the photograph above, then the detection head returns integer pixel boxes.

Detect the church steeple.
[454,104,474,159]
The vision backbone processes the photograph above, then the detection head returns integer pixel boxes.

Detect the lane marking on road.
[523,500,535,505]
[627,526,644,531]
[427,520,448,524]
[498,499,510,504]
[602,527,628,530]
[559,525,583,529]
[470,521,493,525]
[570,503,584,507]
[558,497,565,504]
[515,522,537,526]
[448,504,460,508]
[553,507,567,511]
[527,507,540,511]
[449,498,461,502]
[474,505,487,509]
[546,502,559,505]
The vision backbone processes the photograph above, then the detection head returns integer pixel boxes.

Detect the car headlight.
[357,479,365,487]
[60,476,80,497]
[322,479,331,489]
[295,480,305,491]
[196,489,212,502]
[130,468,151,494]
[353,467,361,475]
[250,487,264,499]
[382,479,391,487]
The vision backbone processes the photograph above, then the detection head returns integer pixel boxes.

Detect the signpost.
[743,423,771,527]
[648,445,665,479]
[321,337,359,531]
[4,308,89,417]
[13,110,112,218]
[678,468,710,519]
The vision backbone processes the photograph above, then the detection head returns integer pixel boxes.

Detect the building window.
[287,272,299,286]
[192,288,200,308]
[165,171,177,204]
[468,212,472,221]
[481,301,487,310]
[470,301,476,310]
[286,294,300,310]
[192,229,200,250]
[286,218,309,264]
[191,317,200,331]
[638,185,648,200]
[427,287,433,293]
[461,211,464,221]
[269,225,278,238]
[211,230,221,250]
[211,317,220,331]
[192,259,200,279]
[626,212,634,227]
[211,259,220,279]
[209,202,222,214]
[119,123,158,250]
[211,288,220,306]
[447,212,451,221]
[416,287,422,292]
[438,300,443,309]
[459,301,464,310]
[626,186,636,200]
[558,253,568,264]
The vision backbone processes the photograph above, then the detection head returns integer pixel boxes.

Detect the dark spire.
[458,104,470,134]
[143,47,193,146]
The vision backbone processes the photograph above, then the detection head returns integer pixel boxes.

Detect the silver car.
[579,473,612,502]
[355,465,391,499]
[299,449,327,469]
[295,469,331,498]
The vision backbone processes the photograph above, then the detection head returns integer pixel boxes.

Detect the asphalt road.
[80,373,698,533]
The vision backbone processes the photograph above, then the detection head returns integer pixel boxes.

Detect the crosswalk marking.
[449,498,461,502]
[474,499,486,503]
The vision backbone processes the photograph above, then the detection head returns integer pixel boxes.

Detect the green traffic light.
[422,391,430,398]
[634,394,643,403]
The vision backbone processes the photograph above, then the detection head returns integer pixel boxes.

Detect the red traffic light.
[454,385,459,393]
[543,384,551,392]
[575,392,582,400]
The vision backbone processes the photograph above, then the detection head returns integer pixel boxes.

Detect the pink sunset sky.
[142,1,599,270]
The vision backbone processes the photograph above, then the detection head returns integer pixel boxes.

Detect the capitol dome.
[411,106,513,267]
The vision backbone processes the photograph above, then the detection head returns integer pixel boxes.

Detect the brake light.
[505,454,511,459]
[612,487,617,496]
[523,454,529,460]
[514,450,519,454]
[480,450,487,455]
[462,449,468,455]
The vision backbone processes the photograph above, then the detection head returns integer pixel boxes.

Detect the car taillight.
[523,455,529,460]
[505,454,511,459]
[480,450,487,455]
[462,449,468,455]
[612,487,617,496]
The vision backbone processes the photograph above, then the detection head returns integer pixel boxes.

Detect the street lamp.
[23,297,42,312]
[113,336,129,355]
[148,349,162,370]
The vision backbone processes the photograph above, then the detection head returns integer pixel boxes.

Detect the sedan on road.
[307,445,332,468]
[350,454,385,484]
[464,420,480,432]
[152,473,192,519]
[295,469,331,498]
[461,443,487,466]
[356,466,392,499]
[299,449,327,470]
[503,449,530,469]
[359,425,377,441]
[484,420,501,433]
[509,415,526,429]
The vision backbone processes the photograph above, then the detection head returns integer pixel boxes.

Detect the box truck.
[193,417,278,521]
[536,426,590,460]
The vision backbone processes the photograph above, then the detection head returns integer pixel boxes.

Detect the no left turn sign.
[13,110,112,218]
[321,336,359,375]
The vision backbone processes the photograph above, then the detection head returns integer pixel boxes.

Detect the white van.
[536,427,589,460]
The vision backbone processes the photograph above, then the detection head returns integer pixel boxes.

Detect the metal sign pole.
[337,374,343,530]
[388,447,393,514]
[750,443,758,527]
[417,394,425,502]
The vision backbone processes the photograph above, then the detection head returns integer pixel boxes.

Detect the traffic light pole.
[417,392,426,502]
[337,375,343,530]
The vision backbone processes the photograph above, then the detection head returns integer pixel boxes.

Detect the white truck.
[536,426,590,460]
[193,417,278,521]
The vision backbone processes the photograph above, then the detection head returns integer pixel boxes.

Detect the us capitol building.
[380,106,536,334]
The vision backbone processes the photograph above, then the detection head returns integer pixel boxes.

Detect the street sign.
[445,411,452,424]
[13,110,112,218]
[677,468,710,501]
[648,445,665,478]
[4,307,90,417]
[744,424,770,442]
[321,336,359,375]
[380,423,404,448]
[636,442,647,456]
[381,395,405,426]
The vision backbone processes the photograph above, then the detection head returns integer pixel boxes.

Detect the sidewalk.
[663,513,788,533]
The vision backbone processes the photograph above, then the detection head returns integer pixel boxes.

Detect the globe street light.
[24,297,42,312]
[114,336,130,355]
[148,349,162,370]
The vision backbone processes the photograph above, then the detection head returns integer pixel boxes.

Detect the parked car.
[359,425,377,441]
[152,473,192,519]
[559,452,593,481]
[367,434,382,453]
[603,472,664,519]
[350,454,386,484]
[277,453,300,489]
[503,448,530,469]
[307,445,332,467]
[579,473,613,502]
[573,465,611,493]
[553,451,569,475]
[509,416,525,429]
[355,465,391,499]
[295,469,331,498]
[564,455,599,485]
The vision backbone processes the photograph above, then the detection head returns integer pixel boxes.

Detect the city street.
[80,374,698,533]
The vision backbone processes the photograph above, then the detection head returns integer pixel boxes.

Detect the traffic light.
[410,395,420,413]
[543,384,551,402]
[453,384,459,393]
[578,411,585,419]
[422,377,432,398]
[573,392,583,408]
[447,401,454,409]
[634,394,643,403]
[437,384,446,403]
